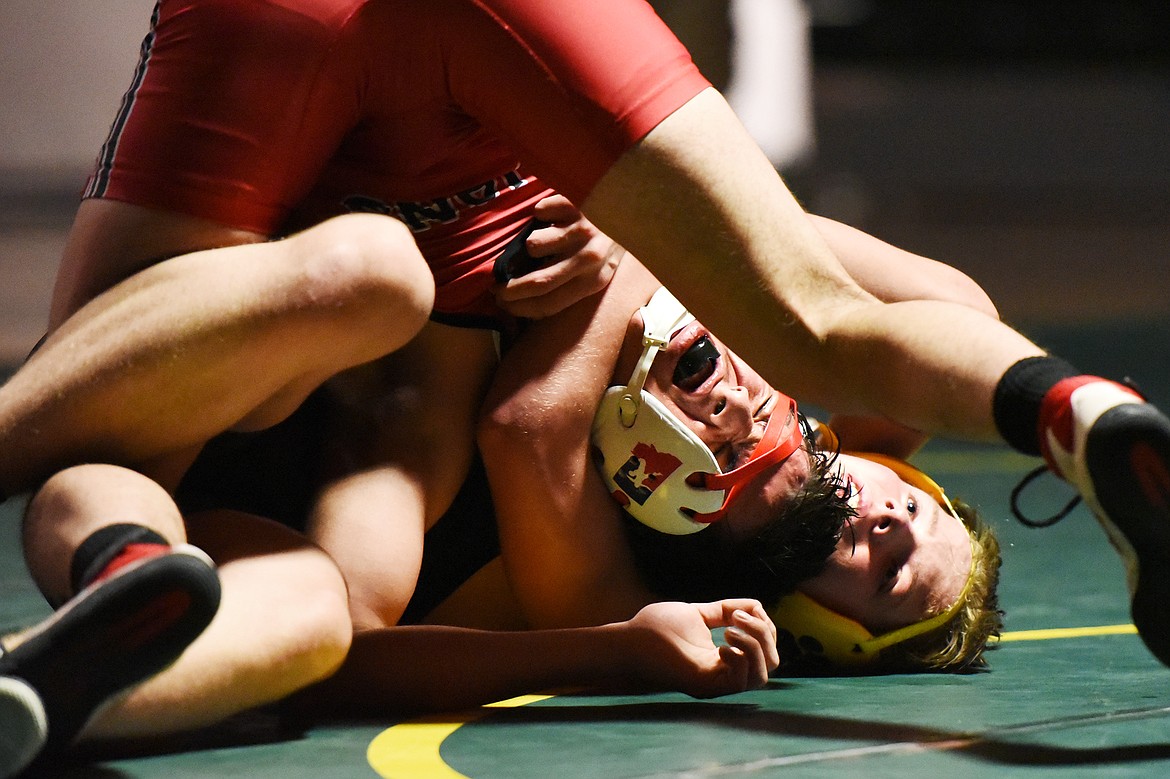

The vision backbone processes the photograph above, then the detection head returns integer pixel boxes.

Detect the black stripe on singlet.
[84,1,162,199]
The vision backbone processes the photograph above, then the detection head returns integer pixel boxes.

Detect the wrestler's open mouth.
[673,335,719,391]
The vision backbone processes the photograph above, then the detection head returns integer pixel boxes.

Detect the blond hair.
[872,498,1003,673]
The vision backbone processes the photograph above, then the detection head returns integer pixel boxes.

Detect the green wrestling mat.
[3,317,1170,778]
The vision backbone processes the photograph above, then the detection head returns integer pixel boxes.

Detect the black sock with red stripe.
[992,356,1081,456]
[69,524,170,601]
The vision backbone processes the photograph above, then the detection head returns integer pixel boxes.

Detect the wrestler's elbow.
[476,400,534,470]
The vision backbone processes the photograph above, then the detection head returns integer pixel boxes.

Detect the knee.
[292,214,435,347]
[266,547,354,685]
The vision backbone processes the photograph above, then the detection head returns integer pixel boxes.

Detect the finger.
[733,599,778,644]
[695,598,764,628]
[725,600,775,643]
[732,609,780,672]
[721,627,768,690]
[726,625,767,682]
[499,273,606,318]
[495,267,567,304]
[694,600,733,627]
[710,644,746,697]
[526,222,590,260]
[493,254,579,307]
[532,193,579,223]
[495,254,615,317]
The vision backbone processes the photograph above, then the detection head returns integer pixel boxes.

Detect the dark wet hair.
[624,429,855,604]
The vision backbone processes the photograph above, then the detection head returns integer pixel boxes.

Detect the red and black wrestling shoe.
[0,545,220,776]
[1036,377,1170,667]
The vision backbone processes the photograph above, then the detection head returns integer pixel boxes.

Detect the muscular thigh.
[309,321,500,628]
[182,508,350,643]
[319,320,499,522]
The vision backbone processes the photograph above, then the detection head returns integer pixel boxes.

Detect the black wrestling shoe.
[1038,378,1170,667]
[0,545,220,775]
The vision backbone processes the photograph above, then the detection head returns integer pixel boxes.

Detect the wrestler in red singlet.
[84,0,709,327]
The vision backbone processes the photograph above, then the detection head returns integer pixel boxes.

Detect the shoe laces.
[1010,465,1083,528]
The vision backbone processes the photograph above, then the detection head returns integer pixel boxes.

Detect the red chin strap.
[683,396,804,523]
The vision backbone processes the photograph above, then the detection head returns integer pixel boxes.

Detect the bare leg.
[0,212,429,756]
[21,465,188,606]
[21,465,351,742]
[583,88,1044,438]
[87,510,351,741]
[310,322,499,629]
[0,212,434,497]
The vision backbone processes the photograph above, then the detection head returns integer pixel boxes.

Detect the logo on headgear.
[612,442,682,507]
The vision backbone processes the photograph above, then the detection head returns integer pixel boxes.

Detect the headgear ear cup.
[592,386,725,534]
[590,288,719,534]
[770,591,879,667]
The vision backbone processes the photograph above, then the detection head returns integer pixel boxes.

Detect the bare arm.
[480,207,1002,622]
[809,214,997,318]
[309,599,778,716]
[480,259,661,628]
[583,89,1041,439]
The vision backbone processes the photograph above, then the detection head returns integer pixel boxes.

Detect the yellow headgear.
[769,452,974,669]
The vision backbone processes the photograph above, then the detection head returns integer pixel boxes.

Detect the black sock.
[69,523,170,598]
[992,355,1080,456]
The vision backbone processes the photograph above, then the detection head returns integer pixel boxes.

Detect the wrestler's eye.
[840,479,860,511]
[673,336,718,391]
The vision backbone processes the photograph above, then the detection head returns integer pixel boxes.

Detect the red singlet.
[84,0,709,324]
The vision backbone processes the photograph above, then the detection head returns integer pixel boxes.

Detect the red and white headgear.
[590,288,805,535]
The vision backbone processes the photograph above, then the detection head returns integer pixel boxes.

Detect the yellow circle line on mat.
[367,694,553,779]
[367,624,1138,776]
[998,623,1137,642]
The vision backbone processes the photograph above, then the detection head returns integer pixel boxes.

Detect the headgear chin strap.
[770,452,975,668]
[590,288,804,535]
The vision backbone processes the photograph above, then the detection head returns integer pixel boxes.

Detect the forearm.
[481,426,656,626]
[310,623,634,716]
[480,260,659,626]
[807,213,999,318]
[304,599,780,716]
[810,213,1002,453]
